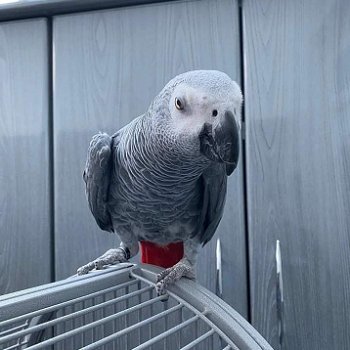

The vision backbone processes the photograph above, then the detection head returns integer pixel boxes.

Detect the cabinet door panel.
[244,0,350,348]
[0,19,50,294]
[53,0,247,317]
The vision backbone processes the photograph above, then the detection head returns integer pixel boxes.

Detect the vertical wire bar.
[72,304,77,350]
[77,301,83,349]
[84,299,88,348]
[102,293,106,350]
[82,300,86,348]
[194,318,198,342]
[62,307,66,350]
[148,289,152,343]
[210,332,214,350]
[92,297,97,344]
[163,300,169,350]
[177,304,182,348]
[181,305,185,348]
[137,280,142,346]
[125,284,130,349]
[112,289,117,350]
[70,305,74,349]
[53,311,57,350]
[151,288,156,350]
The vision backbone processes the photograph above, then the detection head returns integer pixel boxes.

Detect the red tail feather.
[140,241,184,268]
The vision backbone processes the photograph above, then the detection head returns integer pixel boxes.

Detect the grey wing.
[83,132,114,233]
[197,164,228,246]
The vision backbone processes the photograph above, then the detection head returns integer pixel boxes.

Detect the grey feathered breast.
[83,118,229,246]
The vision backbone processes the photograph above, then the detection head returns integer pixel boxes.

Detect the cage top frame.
[0,263,272,350]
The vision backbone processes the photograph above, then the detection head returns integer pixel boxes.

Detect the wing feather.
[83,132,114,232]
[198,164,228,246]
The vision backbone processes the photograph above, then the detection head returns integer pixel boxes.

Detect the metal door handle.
[216,238,223,298]
[276,240,284,348]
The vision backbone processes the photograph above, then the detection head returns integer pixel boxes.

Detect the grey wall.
[0,0,350,349]
[0,18,51,294]
[243,0,350,349]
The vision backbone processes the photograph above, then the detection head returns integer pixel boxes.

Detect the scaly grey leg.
[77,236,139,275]
[156,238,199,295]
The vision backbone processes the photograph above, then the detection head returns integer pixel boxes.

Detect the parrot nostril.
[212,109,218,117]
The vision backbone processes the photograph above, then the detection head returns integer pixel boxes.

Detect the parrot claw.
[76,248,128,275]
[155,258,195,296]
[77,262,95,275]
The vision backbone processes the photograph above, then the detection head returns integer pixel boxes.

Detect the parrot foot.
[155,258,195,296]
[77,247,129,275]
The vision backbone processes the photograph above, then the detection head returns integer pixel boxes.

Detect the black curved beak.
[199,110,240,175]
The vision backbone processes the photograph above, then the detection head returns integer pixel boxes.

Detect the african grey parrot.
[77,70,242,295]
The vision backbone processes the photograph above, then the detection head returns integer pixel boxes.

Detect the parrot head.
[150,70,242,173]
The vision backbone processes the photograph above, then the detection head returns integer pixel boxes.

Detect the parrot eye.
[212,109,218,117]
[175,97,184,110]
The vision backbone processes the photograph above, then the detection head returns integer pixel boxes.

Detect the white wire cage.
[0,264,273,350]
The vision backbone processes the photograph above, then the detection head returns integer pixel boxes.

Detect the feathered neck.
[127,115,209,184]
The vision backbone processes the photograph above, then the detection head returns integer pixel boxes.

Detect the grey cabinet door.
[0,18,51,294]
[53,0,247,317]
[244,0,350,349]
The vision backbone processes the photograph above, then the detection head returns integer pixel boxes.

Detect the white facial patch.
[169,82,241,136]
[170,85,214,134]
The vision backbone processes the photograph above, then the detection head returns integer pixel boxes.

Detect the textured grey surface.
[0,18,51,295]
[0,0,182,21]
[243,0,350,349]
[53,0,247,317]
